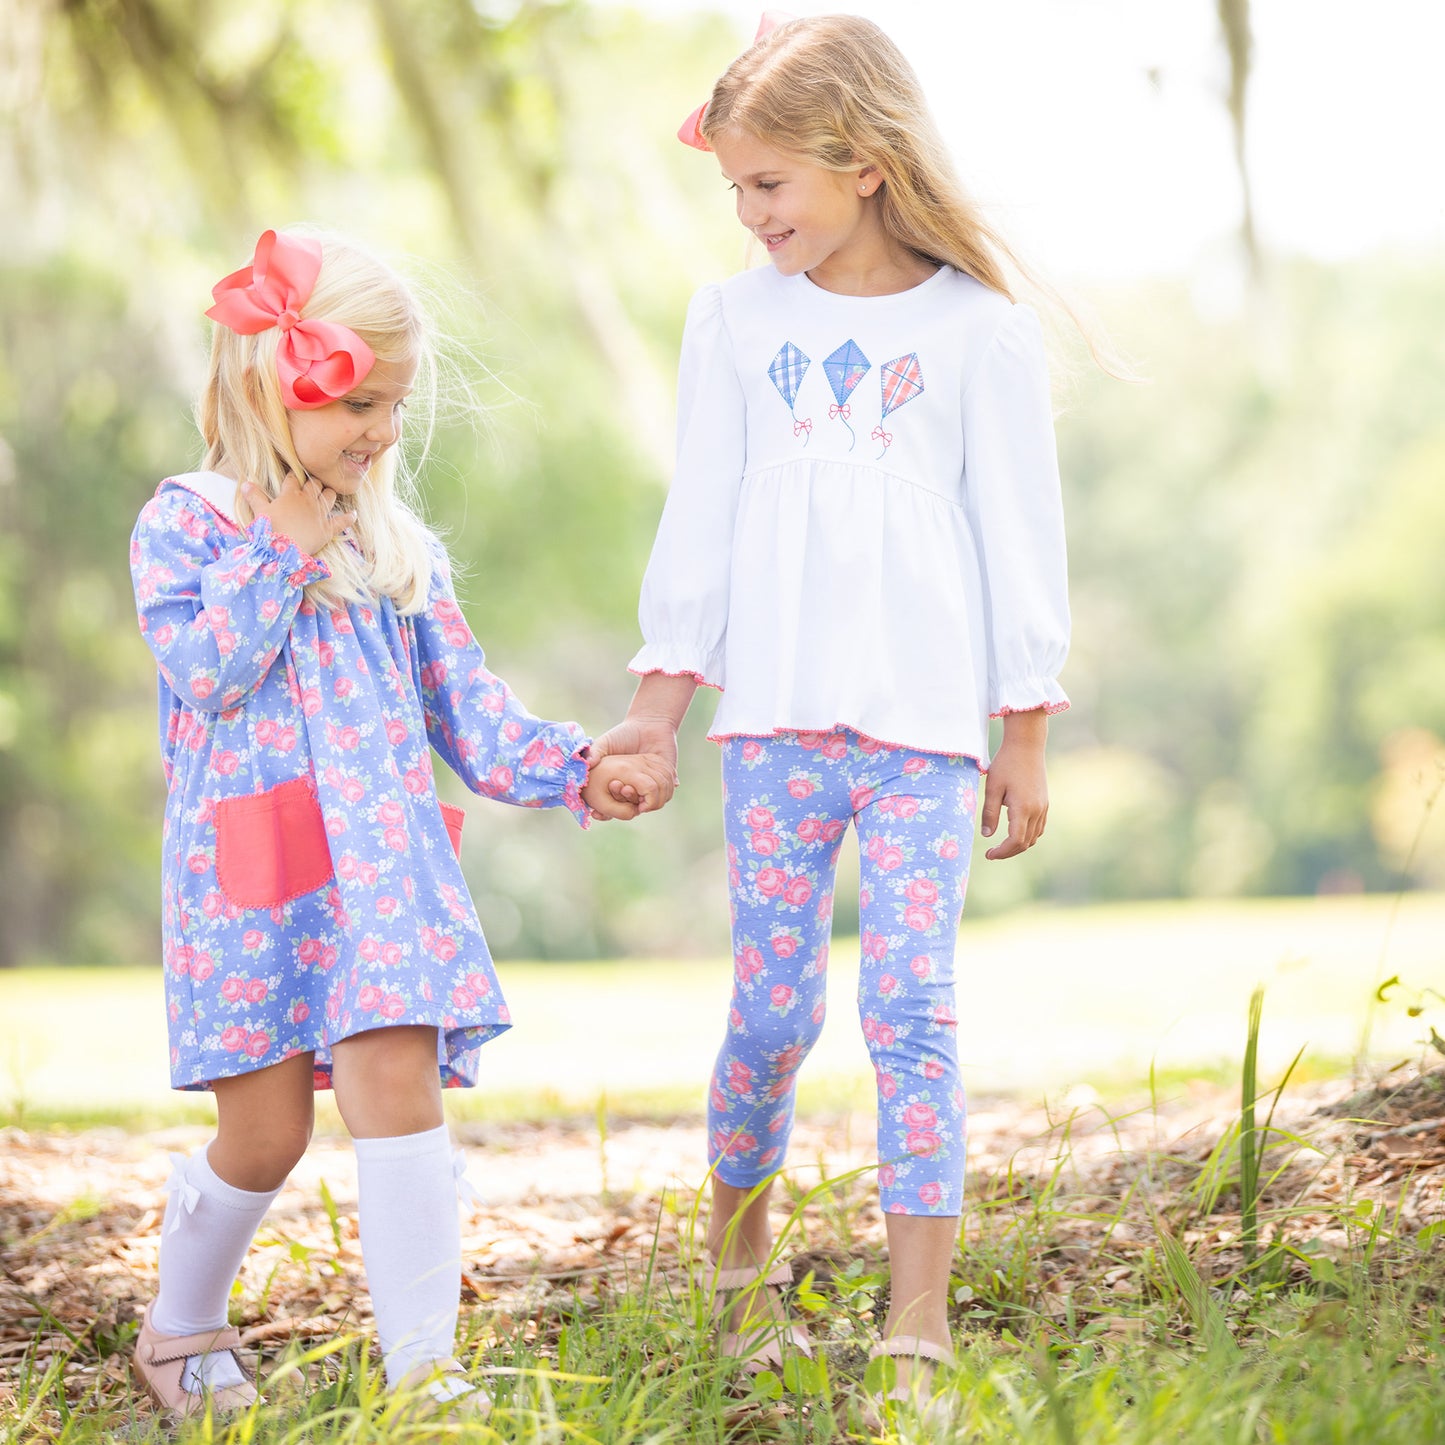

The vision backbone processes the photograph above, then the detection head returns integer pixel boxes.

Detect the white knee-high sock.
[354,1123,464,1388]
[152,1145,280,1390]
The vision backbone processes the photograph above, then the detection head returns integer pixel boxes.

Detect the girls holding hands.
[128,228,668,1420]
[608,11,1071,1416]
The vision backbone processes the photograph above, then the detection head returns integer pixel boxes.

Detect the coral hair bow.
[677,10,796,151]
[205,230,375,411]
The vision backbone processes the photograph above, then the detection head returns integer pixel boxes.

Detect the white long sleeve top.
[629,264,1070,766]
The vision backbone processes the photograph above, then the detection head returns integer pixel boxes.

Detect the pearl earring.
[859,185,868,195]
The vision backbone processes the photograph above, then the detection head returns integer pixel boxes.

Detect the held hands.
[583,715,682,823]
[241,471,355,559]
[980,710,1050,861]
[581,752,677,821]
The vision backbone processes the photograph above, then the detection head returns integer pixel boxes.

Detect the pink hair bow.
[677,10,796,151]
[205,230,375,411]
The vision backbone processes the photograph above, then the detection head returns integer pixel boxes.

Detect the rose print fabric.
[130,474,591,1092]
[709,730,978,1216]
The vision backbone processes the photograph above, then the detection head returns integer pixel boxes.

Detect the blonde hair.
[701,15,1119,374]
[198,231,438,613]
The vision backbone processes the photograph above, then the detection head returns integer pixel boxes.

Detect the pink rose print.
[379,994,406,1020]
[878,1164,897,1188]
[939,837,961,859]
[220,1026,247,1052]
[923,1058,945,1080]
[911,954,933,978]
[741,741,762,761]
[769,984,795,1011]
[918,1182,943,1206]
[850,786,875,811]
[756,867,788,898]
[242,929,264,952]
[878,1072,898,1100]
[903,904,937,932]
[358,985,383,1011]
[820,736,848,760]
[878,973,899,996]
[903,1102,938,1129]
[782,876,812,907]
[894,796,920,820]
[796,817,822,843]
[245,1031,271,1059]
[750,831,781,855]
[775,1042,806,1075]
[244,979,268,1004]
[903,756,928,774]
[771,933,798,958]
[221,976,244,1002]
[727,1060,753,1094]
[787,777,815,799]
[877,1023,897,1047]
[906,1130,942,1158]
[376,895,398,916]
[811,997,826,1025]
[291,1002,310,1024]
[879,845,905,871]
[905,877,939,905]
[190,955,215,983]
[747,806,775,829]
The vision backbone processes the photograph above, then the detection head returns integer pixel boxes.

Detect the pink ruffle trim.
[990,699,1071,720]
[627,665,723,693]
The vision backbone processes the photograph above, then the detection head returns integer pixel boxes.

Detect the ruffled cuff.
[248,516,331,587]
[627,641,725,691]
[989,676,1071,720]
[560,736,595,830]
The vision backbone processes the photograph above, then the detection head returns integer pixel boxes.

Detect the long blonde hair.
[701,15,1117,373]
[197,232,438,613]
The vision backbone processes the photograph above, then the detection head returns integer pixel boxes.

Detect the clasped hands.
[579,715,680,823]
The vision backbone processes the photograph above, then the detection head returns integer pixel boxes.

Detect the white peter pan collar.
[168,470,242,526]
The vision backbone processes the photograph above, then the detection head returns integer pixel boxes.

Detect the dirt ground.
[5,1069,1445,1408]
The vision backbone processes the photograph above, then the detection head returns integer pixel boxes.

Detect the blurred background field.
[1,0,1442,988]
[5,892,1443,1128]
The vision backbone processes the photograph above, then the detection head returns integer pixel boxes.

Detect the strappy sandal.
[396,1356,493,1419]
[705,1259,815,1376]
[860,1334,957,1427]
[131,1302,259,1423]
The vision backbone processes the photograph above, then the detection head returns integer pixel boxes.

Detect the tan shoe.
[131,1303,258,1423]
[703,1259,815,1377]
[857,1333,957,1429]
[396,1357,492,1419]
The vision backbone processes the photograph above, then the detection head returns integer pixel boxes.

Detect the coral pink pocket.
[215,777,335,910]
[439,802,465,859]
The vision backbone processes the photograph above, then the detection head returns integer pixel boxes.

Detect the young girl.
[128,228,670,1421]
[602,12,1070,1415]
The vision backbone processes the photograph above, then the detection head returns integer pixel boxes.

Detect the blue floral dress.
[130,472,591,1091]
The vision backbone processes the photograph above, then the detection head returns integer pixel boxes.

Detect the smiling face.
[711,127,885,285]
[286,354,419,494]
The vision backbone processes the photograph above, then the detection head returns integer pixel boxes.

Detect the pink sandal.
[705,1259,815,1376]
[859,1333,957,1428]
[131,1303,259,1422]
[395,1357,493,1418]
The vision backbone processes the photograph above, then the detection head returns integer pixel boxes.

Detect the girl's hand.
[981,710,1049,860]
[582,753,677,821]
[589,715,681,814]
[242,471,356,558]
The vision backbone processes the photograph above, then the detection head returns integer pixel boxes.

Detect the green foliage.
[3,2,1444,964]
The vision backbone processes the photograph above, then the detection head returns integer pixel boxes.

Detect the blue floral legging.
[708,729,980,1216]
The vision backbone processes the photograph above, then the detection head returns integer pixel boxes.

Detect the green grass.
[7,896,1445,1440]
